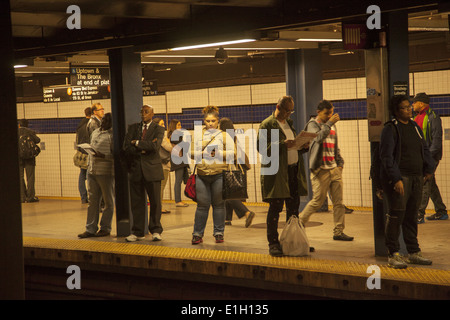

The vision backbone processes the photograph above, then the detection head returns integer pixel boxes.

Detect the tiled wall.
[18,69,450,212]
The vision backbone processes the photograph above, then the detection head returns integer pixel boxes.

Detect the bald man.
[123,105,165,242]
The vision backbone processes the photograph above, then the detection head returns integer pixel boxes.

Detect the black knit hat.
[413,92,430,104]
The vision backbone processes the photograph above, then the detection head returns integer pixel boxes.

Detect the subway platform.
[21,198,450,300]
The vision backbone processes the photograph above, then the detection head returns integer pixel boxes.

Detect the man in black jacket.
[18,119,41,203]
[123,105,165,242]
[380,95,435,269]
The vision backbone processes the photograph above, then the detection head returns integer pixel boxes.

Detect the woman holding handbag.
[219,117,255,228]
[154,118,172,214]
[168,119,190,208]
[191,106,236,244]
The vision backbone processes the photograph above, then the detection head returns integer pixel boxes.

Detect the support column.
[0,0,25,299]
[368,11,409,256]
[285,49,323,208]
[108,48,143,237]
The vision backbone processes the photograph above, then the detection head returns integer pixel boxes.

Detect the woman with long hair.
[154,117,172,214]
[219,117,255,227]
[167,119,190,207]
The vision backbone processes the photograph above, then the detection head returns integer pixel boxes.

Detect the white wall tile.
[25,102,58,119]
[144,95,167,114]
[251,82,286,105]
[209,85,251,106]
[17,103,25,119]
[166,89,209,112]
[35,134,61,197]
[58,100,93,118]
[59,133,81,197]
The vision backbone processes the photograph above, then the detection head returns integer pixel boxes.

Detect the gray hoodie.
[304,117,344,171]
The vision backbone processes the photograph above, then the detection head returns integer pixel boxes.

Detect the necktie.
[142,124,148,139]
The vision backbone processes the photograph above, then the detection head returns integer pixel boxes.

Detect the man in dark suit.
[123,105,165,242]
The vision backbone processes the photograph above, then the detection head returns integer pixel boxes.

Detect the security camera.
[215,47,228,64]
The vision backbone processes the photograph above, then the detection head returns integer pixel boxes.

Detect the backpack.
[19,135,41,160]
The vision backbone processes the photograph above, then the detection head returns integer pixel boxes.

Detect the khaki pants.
[300,167,345,235]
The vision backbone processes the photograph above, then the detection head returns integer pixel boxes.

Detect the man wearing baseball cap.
[413,92,448,223]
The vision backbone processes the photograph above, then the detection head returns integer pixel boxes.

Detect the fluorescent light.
[296,38,342,42]
[146,54,215,58]
[171,39,256,51]
[14,64,28,68]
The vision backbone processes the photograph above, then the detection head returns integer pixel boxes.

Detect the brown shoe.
[78,231,96,239]
[95,230,111,237]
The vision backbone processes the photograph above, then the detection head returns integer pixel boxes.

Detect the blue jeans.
[193,174,225,237]
[85,174,115,234]
[78,168,88,202]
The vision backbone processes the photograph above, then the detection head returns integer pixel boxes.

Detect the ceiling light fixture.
[296,38,342,42]
[170,39,256,51]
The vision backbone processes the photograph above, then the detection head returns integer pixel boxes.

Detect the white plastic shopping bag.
[280,215,310,256]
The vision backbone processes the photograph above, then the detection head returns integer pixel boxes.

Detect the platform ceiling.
[9,0,450,74]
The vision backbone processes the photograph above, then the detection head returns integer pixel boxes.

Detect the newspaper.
[292,131,317,150]
[77,143,98,156]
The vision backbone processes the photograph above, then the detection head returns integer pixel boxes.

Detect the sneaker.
[215,234,224,243]
[417,216,425,224]
[333,233,354,241]
[27,197,39,203]
[152,233,162,241]
[95,230,110,237]
[192,235,203,244]
[407,251,432,265]
[225,221,232,226]
[269,243,283,257]
[125,234,145,242]
[245,211,256,228]
[388,252,408,269]
[78,231,96,239]
[426,212,448,221]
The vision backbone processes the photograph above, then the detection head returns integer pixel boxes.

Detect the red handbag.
[184,166,197,202]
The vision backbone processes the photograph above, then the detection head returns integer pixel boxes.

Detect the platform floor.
[21,198,450,271]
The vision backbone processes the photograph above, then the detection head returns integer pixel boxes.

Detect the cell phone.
[206,145,218,155]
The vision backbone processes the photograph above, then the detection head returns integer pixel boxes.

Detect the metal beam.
[0,0,25,300]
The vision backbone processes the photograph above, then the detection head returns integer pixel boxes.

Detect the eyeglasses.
[95,108,104,111]
[283,108,295,114]
[399,105,412,110]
